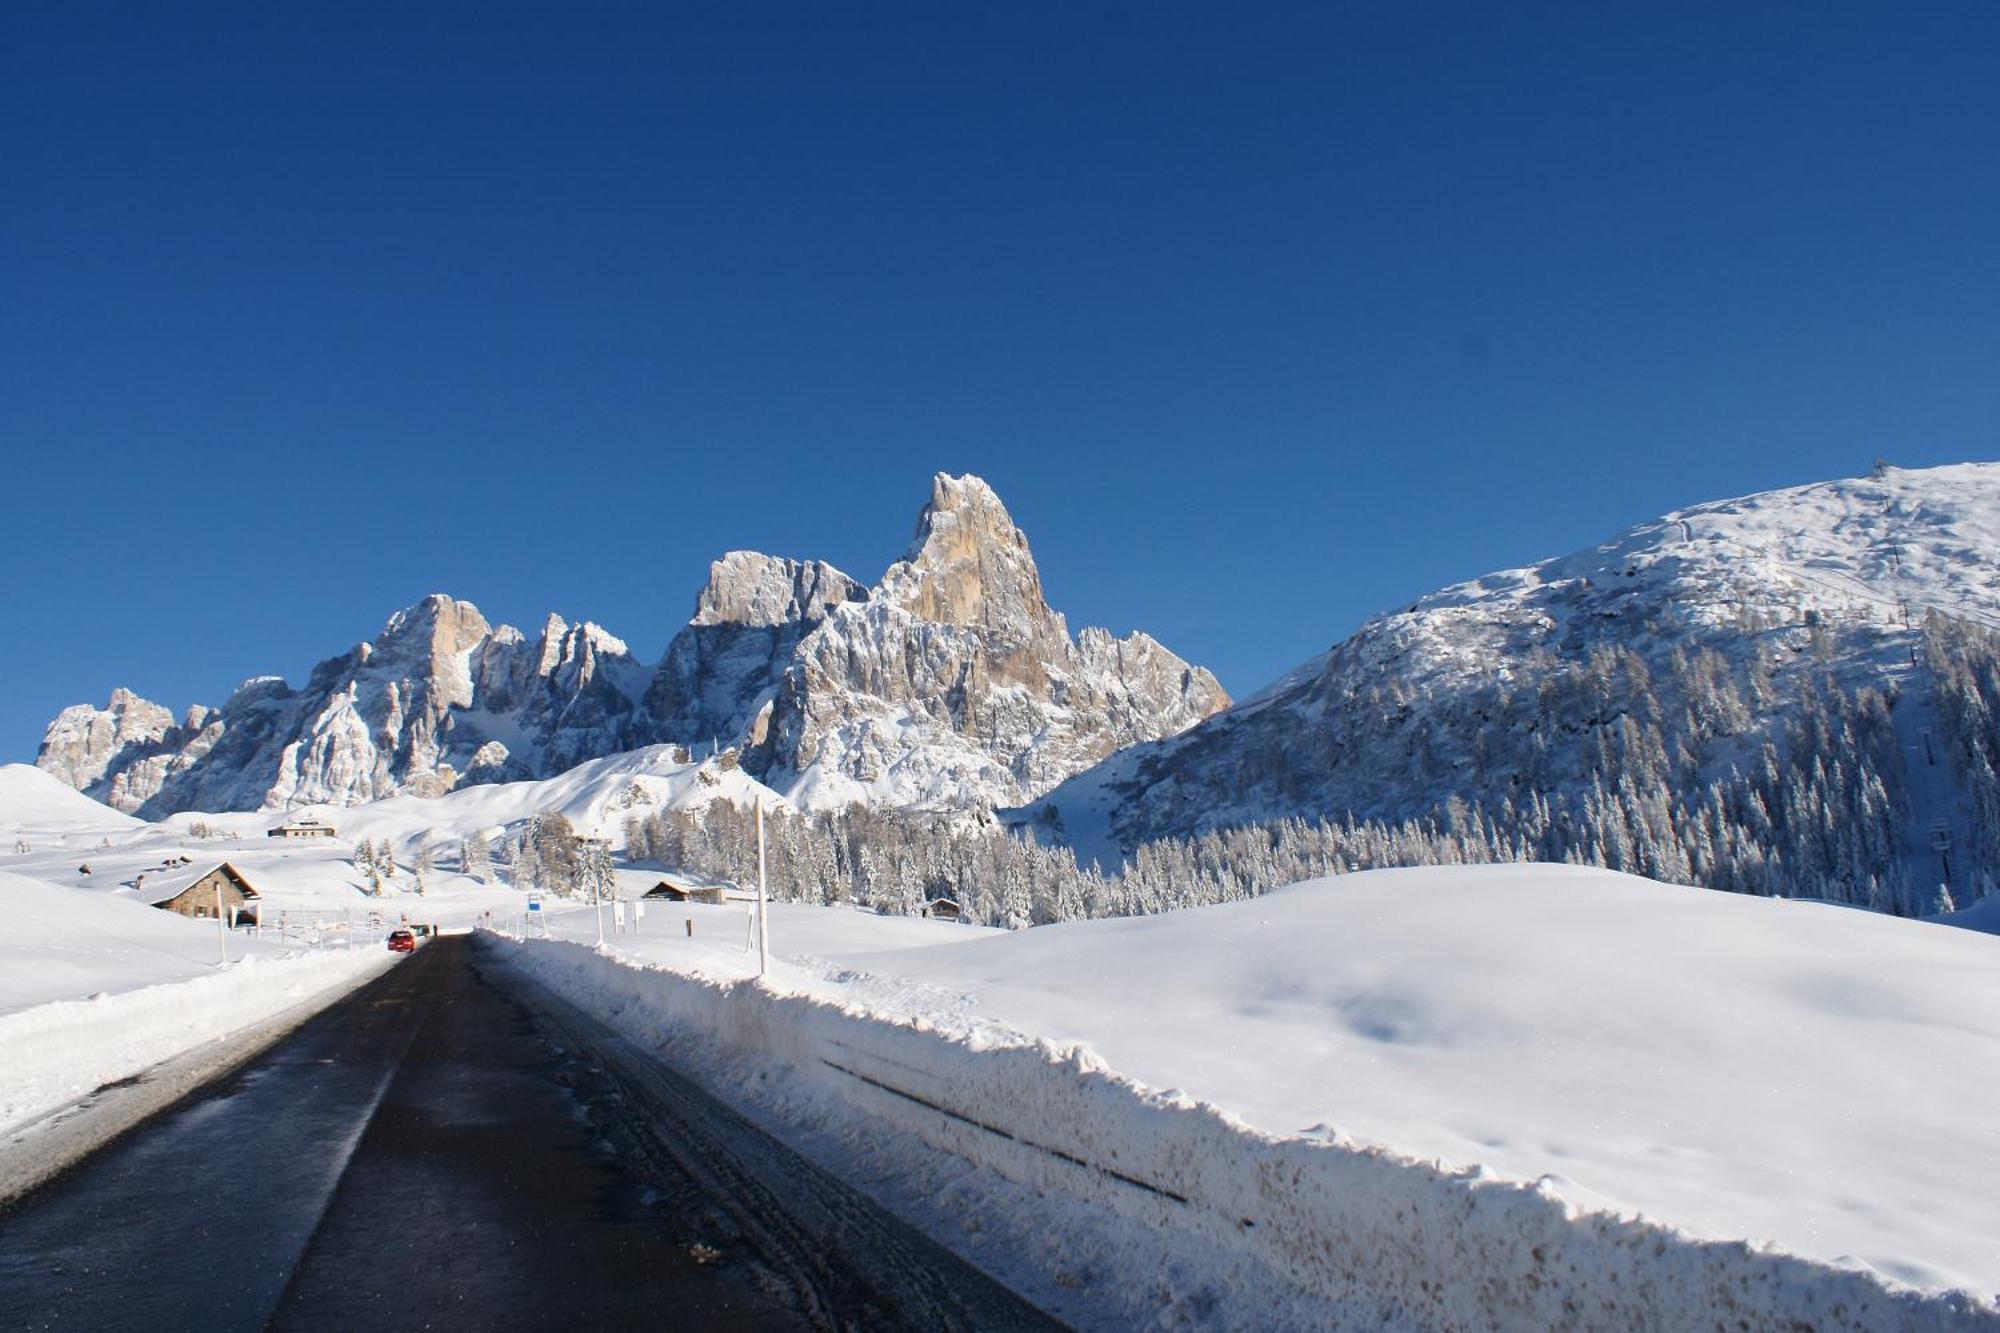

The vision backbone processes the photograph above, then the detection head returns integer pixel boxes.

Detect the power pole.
[214,881,230,967]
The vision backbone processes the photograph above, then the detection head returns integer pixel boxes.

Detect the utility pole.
[755,793,770,978]
[214,882,229,967]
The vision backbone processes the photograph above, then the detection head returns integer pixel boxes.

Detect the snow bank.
[492,925,1997,1329]
[528,865,2000,1302]
[0,863,393,1134]
[0,945,392,1137]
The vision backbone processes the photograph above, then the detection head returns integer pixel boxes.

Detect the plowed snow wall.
[494,938,1993,1330]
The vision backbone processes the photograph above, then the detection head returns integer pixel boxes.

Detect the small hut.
[924,897,963,923]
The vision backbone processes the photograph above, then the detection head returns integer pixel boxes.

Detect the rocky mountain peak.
[692,552,866,628]
[878,473,1056,639]
[37,689,178,793]
[379,594,492,661]
[35,473,1227,818]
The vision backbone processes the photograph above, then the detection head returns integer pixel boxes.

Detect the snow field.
[493,923,1997,1330]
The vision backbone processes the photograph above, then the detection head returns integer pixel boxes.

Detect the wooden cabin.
[641,874,734,906]
[924,897,963,923]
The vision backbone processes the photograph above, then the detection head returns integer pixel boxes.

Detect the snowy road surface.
[0,936,1061,1331]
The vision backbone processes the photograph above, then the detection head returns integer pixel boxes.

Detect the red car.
[387,929,417,953]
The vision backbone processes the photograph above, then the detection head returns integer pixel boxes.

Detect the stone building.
[136,861,261,924]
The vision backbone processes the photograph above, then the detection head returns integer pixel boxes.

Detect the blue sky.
[4,2,1997,761]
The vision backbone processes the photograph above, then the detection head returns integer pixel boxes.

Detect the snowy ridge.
[1029,462,2000,872]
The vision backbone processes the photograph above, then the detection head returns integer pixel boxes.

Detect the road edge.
[477,939,1067,1332]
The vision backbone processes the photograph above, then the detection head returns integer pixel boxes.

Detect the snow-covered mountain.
[1024,462,2000,906]
[38,596,652,816]
[704,474,1230,809]
[38,474,1227,818]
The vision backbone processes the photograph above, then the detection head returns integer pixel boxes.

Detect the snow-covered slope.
[4,746,782,928]
[1028,462,2000,895]
[530,862,2000,1302]
[37,473,1226,819]
[0,869,303,1014]
[327,745,786,860]
[0,764,143,840]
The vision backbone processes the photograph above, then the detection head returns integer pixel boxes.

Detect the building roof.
[127,860,260,906]
[610,867,746,900]
[269,816,336,833]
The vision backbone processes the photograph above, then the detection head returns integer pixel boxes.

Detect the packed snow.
[512,863,2000,1316]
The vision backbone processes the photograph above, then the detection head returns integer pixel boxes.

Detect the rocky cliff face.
[36,688,221,815]
[641,552,867,755]
[44,595,652,815]
[39,474,1227,816]
[716,474,1230,809]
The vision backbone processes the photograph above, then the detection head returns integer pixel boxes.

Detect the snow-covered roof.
[610,867,746,900]
[126,860,259,906]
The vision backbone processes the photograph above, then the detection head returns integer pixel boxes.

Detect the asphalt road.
[0,936,1061,1332]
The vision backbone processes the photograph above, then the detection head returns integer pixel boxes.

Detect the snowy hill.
[1025,462,2000,908]
[3,745,783,928]
[517,861,2000,1311]
[327,744,787,861]
[0,764,143,840]
[572,864,2000,1297]
[36,474,1225,818]
[0,869,301,1015]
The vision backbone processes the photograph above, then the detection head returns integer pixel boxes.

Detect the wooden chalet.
[629,870,745,906]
